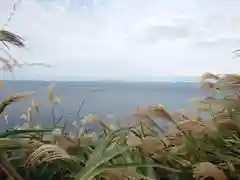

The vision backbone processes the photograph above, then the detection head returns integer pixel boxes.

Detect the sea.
[0,81,208,131]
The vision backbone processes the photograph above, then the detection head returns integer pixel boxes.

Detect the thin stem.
[0,153,24,180]
[76,100,85,117]
[52,106,55,129]
[55,115,64,126]
[3,0,22,28]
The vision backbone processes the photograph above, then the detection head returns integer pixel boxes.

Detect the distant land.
[1,74,200,82]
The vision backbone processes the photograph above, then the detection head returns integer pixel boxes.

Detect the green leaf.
[49,84,55,104]
[0,129,52,138]
[0,92,34,114]
[102,163,180,173]
[55,97,61,103]
[75,135,131,180]
[0,138,31,149]
[32,100,40,112]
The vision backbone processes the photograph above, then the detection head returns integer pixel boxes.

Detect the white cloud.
[0,0,240,80]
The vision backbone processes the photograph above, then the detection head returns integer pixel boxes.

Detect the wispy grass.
[1,67,240,180]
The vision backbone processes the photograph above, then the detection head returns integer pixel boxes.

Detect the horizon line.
[0,79,200,83]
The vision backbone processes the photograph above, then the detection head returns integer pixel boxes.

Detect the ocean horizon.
[0,80,208,130]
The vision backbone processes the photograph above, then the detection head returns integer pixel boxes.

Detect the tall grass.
[1,30,240,180]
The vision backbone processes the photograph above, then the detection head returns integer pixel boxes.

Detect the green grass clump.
[1,30,240,180]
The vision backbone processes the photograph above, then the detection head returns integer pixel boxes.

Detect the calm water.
[0,81,208,129]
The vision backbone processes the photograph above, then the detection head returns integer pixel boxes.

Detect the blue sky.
[1,0,240,81]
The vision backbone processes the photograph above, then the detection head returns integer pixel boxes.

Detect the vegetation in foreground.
[1,29,240,180]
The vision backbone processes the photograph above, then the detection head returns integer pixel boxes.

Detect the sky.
[0,0,240,81]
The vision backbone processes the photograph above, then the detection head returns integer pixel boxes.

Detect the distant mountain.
[105,76,200,83]
[157,76,200,82]
[2,72,200,82]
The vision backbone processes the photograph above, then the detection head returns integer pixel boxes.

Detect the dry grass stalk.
[0,164,15,180]
[214,113,233,124]
[217,74,240,85]
[193,162,227,180]
[101,168,141,180]
[27,140,44,147]
[200,81,216,89]
[177,120,204,130]
[171,111,190,122]
[168,144,187,156]
[0,138,34,149]
[163,134,183,147]
[126,131,142,147]
[202,111,233,131]
[0,56,13,72]
[85,114,110,131]
[55,135,79,152]
[201,72,220,81]
[177,120,214,135]
[26,144,71,167]
[218,162,235,173]
[139,137,165,155]
[129,113,156,128]
[167,120,215,139]
[0,30,24,47]
[190,96,216,104]
[0,156,24,180]
[175,108,204,121]
[3,0,22,28]
[85,114,102,124]
[134,104,173,122]
[7,92,34,102]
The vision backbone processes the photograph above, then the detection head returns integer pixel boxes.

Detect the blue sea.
[0,81,208,130]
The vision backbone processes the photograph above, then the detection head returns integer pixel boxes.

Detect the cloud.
[0,0,240,80]
[131,24,191,44]
[194,38,240,48]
